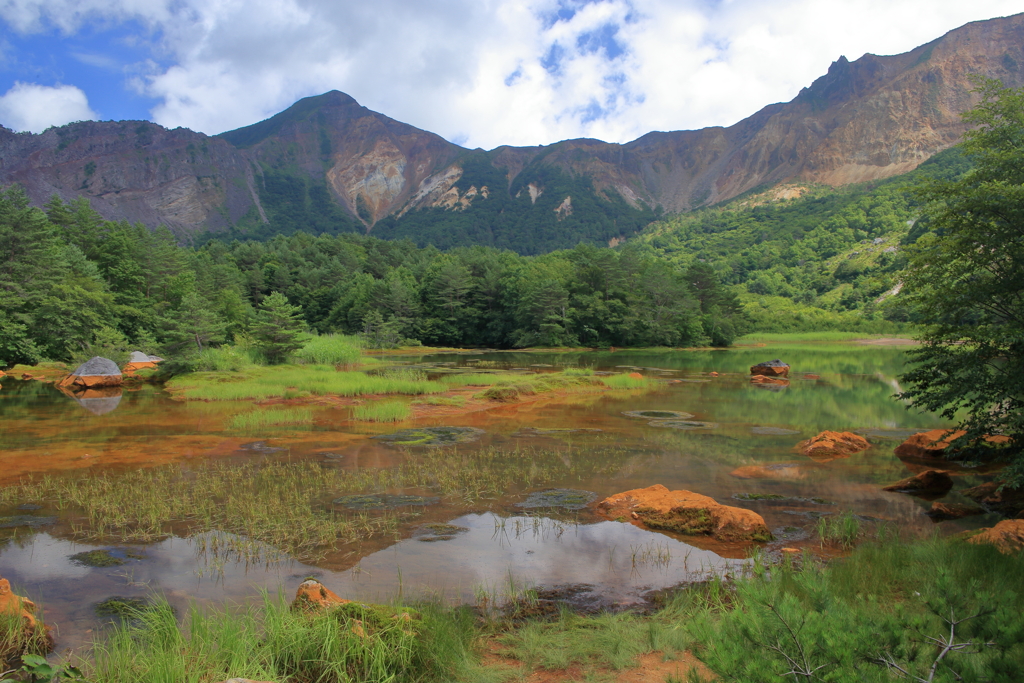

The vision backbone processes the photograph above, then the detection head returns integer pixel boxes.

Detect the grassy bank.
[9,534,1020,683]
[734,331,914,343]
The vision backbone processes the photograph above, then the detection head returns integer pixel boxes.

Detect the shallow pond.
[0,343,1001,655]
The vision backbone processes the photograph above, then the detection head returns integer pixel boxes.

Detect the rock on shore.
[596,484,771,542]
[796,431,870,461]
[58,356,122,389]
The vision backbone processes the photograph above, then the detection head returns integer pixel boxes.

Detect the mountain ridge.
[1,13,1022,251]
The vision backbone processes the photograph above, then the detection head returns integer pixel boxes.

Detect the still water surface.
[0,344,999,654]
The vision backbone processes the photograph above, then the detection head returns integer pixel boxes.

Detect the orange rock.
[804,374,820,380]
[968,519,1024,554]
[730,463,805,480]
[292,579,351,611]
[596,484,772,542]
[628,372,643,379]
[927,502,985,520]
[750,375,789,386]
[750,360,789,377]
[708,371,719,377]
[882,470,954,496]
[0,369,5,377]
[781,547,800,554]
[123,361,159,376]
[796,431,870,461]
[0,576,52,655]
[962,481,1024,517]
[894,429,1011,459]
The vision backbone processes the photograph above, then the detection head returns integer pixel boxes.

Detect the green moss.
[635,506,714,535]
[69,549,145,567]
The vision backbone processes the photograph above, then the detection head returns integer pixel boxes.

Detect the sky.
[0,0,1021,149]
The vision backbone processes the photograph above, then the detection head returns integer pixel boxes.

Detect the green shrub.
[295,334,363,366]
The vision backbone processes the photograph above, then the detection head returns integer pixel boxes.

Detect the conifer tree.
[252,291,309,364]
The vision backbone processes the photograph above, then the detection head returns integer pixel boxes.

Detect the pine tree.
[252,291,309,364]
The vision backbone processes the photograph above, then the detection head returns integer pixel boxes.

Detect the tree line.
[0,189,744,369]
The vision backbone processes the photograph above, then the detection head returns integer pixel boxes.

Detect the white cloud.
[0,82,98,133]
[1,0,1022,146]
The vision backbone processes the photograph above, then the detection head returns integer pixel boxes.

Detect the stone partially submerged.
[596,484,771,542]
[882,470,954,497]
[59,356,122,390]
[124,351,164,376]
[796,431,870,461]
[894,429,1011,459]
[750,360,790,377]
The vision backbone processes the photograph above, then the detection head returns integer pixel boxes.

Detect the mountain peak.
[217,90,363,148]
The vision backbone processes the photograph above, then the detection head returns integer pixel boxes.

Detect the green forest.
[0,187,744,369]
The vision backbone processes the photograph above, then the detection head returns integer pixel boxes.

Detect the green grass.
[734,331,898,343]
[167,365,445,401]
[295,334,363,365]
[415,396,467,407]
[230,407,314,431]
[599,373,656,390]
[562,367,595,376]
[353,401,411,422]
[191,346,259,372]
[816,510,861,549]
[88,594,476,683]
[0,598,51,668]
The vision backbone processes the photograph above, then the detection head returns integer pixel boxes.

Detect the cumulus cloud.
[1,0,1022,146]
[0,82,99,133]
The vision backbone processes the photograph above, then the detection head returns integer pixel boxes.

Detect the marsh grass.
[89,594,477,683]
[600,373,656,390]
[353,401,411,422]
[734,331,896,343]
[0,446,622,555]
[294,334,363,366]
[0,601,50,669]
[166,365,445,401]
[415,396,467,407]
[231,408,314,431]
[817,510,861,549]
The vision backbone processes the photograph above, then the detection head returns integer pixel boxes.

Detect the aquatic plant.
[600,374,656,390]
[166,365,445,401]
[230,407,314,431]
[353,401,411,422]
[332,494,439,510]
[817,510,861,549]
[374,426,484,447]
[515,489,597,510]
[294,334,363,366]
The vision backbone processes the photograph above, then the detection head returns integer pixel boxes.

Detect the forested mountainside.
[0,14,1022,254]
[634,148,971,331]
[0,187,746,367]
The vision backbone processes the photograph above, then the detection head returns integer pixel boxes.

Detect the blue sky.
[0,0,1021,148]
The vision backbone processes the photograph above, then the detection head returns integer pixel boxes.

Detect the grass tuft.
[295,334,363,366]
[230,408,314,431]
[353,401,411,422]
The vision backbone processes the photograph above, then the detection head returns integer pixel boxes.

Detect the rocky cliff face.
[1,13,1022,242]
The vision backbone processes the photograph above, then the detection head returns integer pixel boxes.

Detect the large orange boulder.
[962,481,1024,517]
[968,520,1024,554]
[59,356,122,390]
[796,431,870,461]
[750,360,789,377]
[292,579,351,611]
[894,429,1011,459]
[596,484,771,542]
[0,577,52,661]
[882,470,954,497]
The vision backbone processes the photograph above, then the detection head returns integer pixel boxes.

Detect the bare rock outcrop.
[596,484,771,542]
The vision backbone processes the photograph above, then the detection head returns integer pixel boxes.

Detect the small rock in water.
[750,359,790,377]
[374,426,484,447]
[239,441,286,453]
[414,523,470,542]
[332,494,440,510]
[516,489,598,510]
[622,410,694,420]
[648,419,718,430]
[882,470,953,497]
[0,515,57,529]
